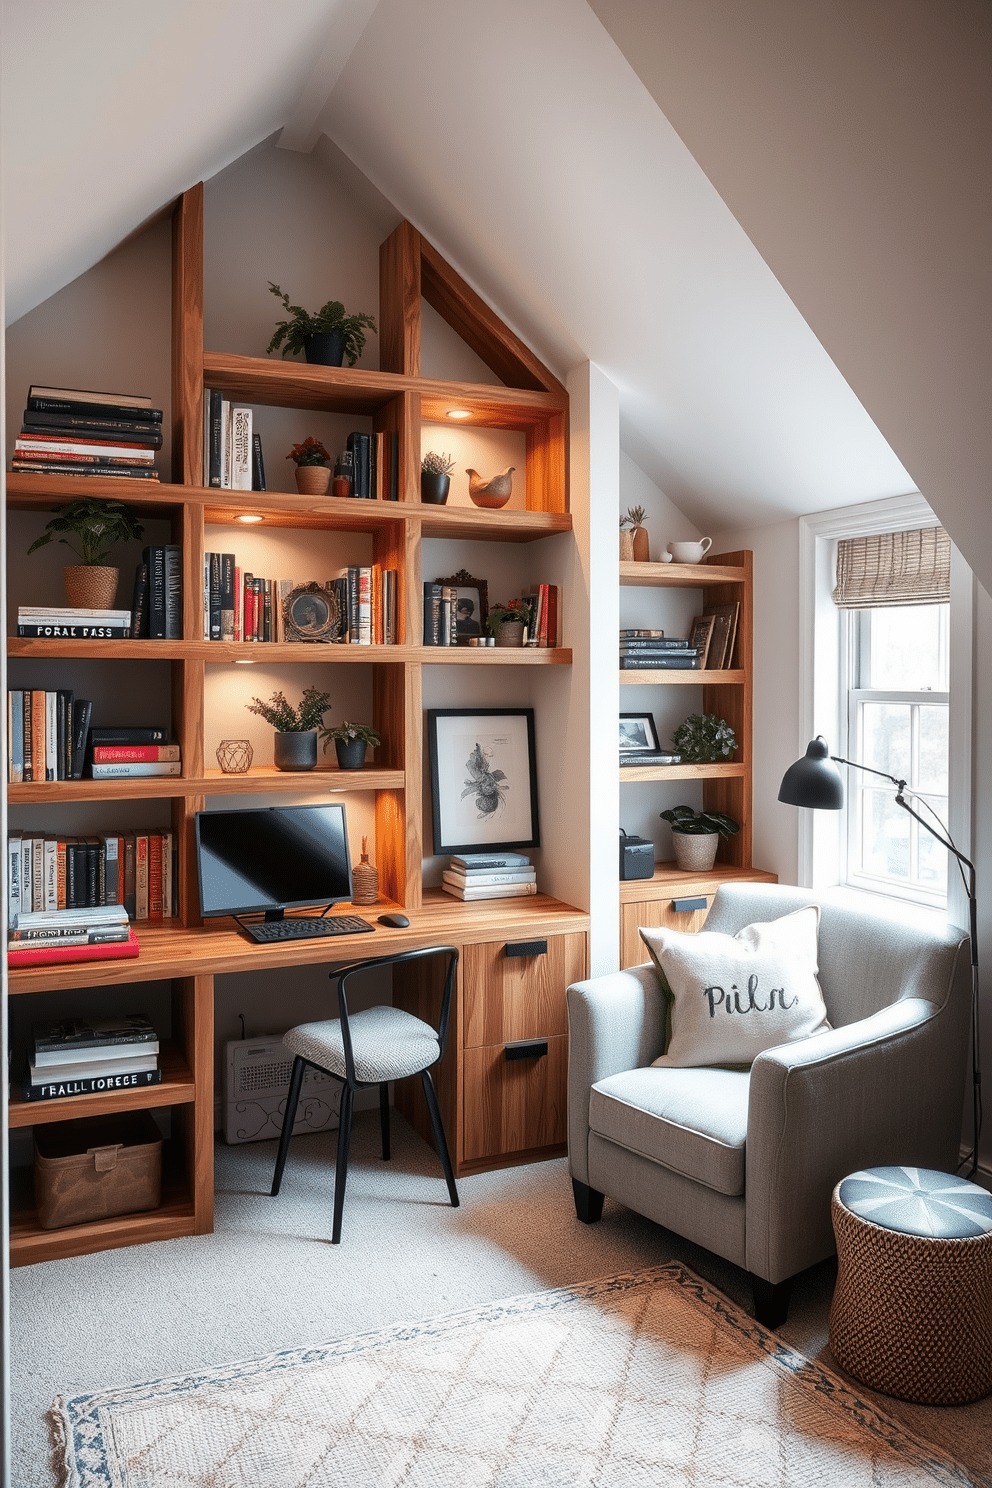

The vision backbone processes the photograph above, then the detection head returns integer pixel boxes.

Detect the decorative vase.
[351,836,379,905]
[671,832,720,872]
[466,467,514,508]
[215,739,253,774]
[63,564,119,609]
[631,525,650,562]
[495,620,526,648]
[420,472,450,505]
[295,465,331,496]
[619,531,634,562]
[335,736,368,770]
[303,332,346,366]
[273,730,317,772]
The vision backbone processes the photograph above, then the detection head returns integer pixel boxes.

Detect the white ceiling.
[2,0,938,538]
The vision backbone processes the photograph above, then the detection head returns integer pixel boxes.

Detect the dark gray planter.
[273,730,318,771]
[420,472,450,504]
[335,737,368,770]
[303,333,346,366]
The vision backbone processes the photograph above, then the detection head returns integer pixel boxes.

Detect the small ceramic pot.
[295,465,331,496]
[667,537,713,564]
[303,333,345,366]
[420,472,450,505]
[63,565,119,610]
[671,832,720,872]
[495,621,526,648]
[335,736,368,770]
[273,730,317,772]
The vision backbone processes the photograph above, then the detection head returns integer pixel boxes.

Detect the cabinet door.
[462,933,586,1048]
[462,1035,568,1163]
[621,893,713,969]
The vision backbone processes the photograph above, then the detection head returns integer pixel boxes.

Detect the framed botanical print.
[427,708,540,853]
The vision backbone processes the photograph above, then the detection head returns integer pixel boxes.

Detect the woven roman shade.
[833,527,950,609]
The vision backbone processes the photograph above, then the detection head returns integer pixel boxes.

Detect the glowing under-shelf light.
[445,408,472,420]
[236,514,264,523]
[233,658,256,665]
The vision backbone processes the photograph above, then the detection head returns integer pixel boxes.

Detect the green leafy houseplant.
[27,498,144,566]
[485,599,534,637]
[660,806,740,838]
[319,721,382,750]
[246,687,331,733]
[672,713,738,763]
[265,283,377,365]
[287,437,330,468]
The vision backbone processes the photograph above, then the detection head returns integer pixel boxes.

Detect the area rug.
[49,1263,978,1488]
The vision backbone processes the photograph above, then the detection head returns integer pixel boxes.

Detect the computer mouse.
[378,912,410,929]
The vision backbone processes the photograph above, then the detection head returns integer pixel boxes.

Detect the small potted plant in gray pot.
[421,451,455,505]
[319,720,381,770]
[660,806,740,872]
[27,497,145,610]
[246,686,331,771]
[266,283,377,367]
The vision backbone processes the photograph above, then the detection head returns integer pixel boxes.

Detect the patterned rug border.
[49,1261,980,1488]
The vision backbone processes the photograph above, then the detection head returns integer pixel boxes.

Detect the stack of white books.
[441,852,537,901]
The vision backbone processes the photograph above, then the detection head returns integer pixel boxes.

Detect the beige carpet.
[49,1263,976,1488]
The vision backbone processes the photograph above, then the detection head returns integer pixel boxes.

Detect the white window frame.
[797,493,973,933]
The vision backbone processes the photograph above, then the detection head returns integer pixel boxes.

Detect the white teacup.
[667,537,712,564]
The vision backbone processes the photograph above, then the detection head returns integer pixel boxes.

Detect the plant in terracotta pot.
[671,713,738,763]
[27,497,145,610]
[246,686,331,772]
[266,283,377,367]
[485,598,534,647]
[287,436,331,495]
[660,805,740,872]
[619,511,634,562]
[625,505,650,562]
[319,720,381,770]
[421,451,455,505]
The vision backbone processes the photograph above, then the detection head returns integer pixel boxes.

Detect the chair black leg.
[420,1068,459,1208]
[331,1085,355,1244]
[379,1082,391,1160]
[271,1056,306,1196]
[751,1275,792,1330]
[571,1178,605,1224]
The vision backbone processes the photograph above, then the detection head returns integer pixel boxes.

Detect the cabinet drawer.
[621,895,714,969]
[462,933,586,1048]
[462,1034,567,1163]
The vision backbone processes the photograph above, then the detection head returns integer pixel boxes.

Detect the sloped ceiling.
[5,0,956,545]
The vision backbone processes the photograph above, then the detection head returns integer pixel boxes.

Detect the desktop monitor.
[195,803,353,920]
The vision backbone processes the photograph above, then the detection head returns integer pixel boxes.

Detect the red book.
[8,927,140,967]
[147,834,163,921]
[91,745,180,762]
[546,584,559,648]
[538,583,549,647]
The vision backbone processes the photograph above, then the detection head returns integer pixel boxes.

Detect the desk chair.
[271,945,460,1243]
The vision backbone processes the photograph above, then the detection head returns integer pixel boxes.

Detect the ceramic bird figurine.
[466,466,515,509]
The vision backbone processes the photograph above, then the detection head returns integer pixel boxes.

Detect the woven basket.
[295,465,331,495]
[829,1188,992,1404]
[63,564,119,609]
[351,837,378,906]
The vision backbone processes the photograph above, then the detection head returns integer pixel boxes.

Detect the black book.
[220,554,235,640]
[69,699,92,780]
[33,1014,157,1053]
[164,545,183,639]
[65,841,84,908]
[618,637,692,651]
[26,394,162,423]
[620,654,702,669]
[88,725,168,745]
[24,1068,163,1102]
[423,582,443,645]
[263,579,272,642]
[85,839,100,907]
[251,432,266,492]
[207,388,223,487]
[17,623,131,639]
[143,546,167,638]
[209,553,222,640]
[131,562,149,639]
[11,461,160,481]
[21,410,164,446]
[347,432,371,499]
[387,430,399,500]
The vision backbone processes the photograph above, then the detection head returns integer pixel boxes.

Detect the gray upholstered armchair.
[567,883,971,1325]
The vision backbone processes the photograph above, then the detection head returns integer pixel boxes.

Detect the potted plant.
[485,598,534,647]
[626,505,650,562]
[672,713,738,763]
[319,720,381,771]
[27,497,145,610]
[266,283,377,367]
[287,436,332,496]
[619,512,634,562]
[660,805,740,872]
[246,686,331,771]
[421,451,455,505]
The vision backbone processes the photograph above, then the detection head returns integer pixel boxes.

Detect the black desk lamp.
[778,736,982,1177]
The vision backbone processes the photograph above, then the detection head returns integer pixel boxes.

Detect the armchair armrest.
[566,964,667,1183]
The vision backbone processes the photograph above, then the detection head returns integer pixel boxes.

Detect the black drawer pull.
[671,896,708,913]
[504,939,547,959]
[504,1039,548,1061]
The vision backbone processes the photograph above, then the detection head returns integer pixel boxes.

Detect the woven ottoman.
[829,1166,992,1404]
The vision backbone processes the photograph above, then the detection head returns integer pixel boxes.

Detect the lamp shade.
[778,737,845,810]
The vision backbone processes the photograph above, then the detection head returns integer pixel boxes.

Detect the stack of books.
[8,825,177,924]
[520,584,562,647]
[23,1013,160,1102]
[16,607,132,640]
[12,385,162,480]
[88,726,180,780]
[441,852,537,901]
[619,631,701,670]
[203,390,262,490]
[7,690,91,782]
[345,430,399,500]
[8,904,140,970]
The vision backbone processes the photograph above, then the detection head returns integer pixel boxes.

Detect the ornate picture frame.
[427,708,540,854]
[435,569,488,645]
[281,582,342,644]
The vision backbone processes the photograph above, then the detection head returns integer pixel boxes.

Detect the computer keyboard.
[244,914,375,944]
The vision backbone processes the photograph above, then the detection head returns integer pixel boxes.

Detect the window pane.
[862,702,911,780]
[860,789,909,880]
[867,605,947,689]
[916,805,948,888]
[917,706,949,793]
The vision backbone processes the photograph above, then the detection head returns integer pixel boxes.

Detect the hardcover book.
[88,726,168,745]
[8,928,140,969]
[27,385,157,412]
[23,1064,161,1101]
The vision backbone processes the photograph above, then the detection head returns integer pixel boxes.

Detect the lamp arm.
[830,753,906,791]
[892,792,978,966]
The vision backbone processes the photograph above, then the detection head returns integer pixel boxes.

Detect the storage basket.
[33,1111,162,1230]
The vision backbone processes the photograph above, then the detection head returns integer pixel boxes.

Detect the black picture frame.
[619,712,661,756]
[436,569,488,645]
[427,708,540,854]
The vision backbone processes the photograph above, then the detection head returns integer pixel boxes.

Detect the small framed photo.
[436,569,488,645]
[619,712,661,758]
[427,708,539,853]
[688,613,717,669]
[282,582,342,643]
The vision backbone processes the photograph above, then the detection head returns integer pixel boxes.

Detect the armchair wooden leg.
[750,1275,792,1329]
[572,1178,605,1224]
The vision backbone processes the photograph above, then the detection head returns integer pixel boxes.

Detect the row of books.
[440,852,537,901]
[7,691,90,782]
[11,384,162,481]
[8,828,178,926]
[20,1011,160,1102]
[341,430,399,501]
[201,558,398,645]
[202,390,265,490]
[422,584,563,648]
[619,633,701,671]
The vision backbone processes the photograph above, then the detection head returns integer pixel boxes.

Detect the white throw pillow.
[639,906,830,1068]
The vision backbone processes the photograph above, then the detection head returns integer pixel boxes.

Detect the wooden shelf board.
[7,766,406,803]
[619,761,745,783]
[417,506,572,541]
[619,560,747,588]
[619,863,778,904]
[620,668,745,686]
[8,1041,194,1128]
[6,472,184,511]
[418,646,572,665]
[9,1172,196,1268]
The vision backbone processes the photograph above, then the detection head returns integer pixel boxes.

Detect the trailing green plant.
[672,712,738,763]
[485,598,534,636]
[422,451,456,476]
[27,498,145,567]
[246,687,331,733]
[660,806,740,838]
[265,283,377,365]
[319,720,382,751]
[286,436,330,467]
[625,505,647,527]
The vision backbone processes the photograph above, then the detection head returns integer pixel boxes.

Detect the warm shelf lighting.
[445,408,472,420]
[233,658,256,665]
[236,514,264,523]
